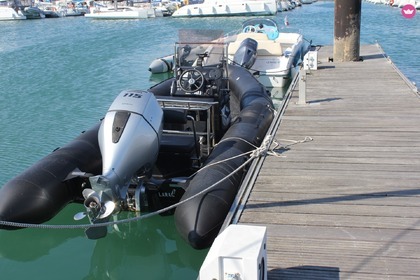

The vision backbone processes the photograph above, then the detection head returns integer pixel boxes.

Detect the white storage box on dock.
[199,224,267,280]
[304,50,318,70]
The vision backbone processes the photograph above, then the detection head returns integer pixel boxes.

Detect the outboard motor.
[80,89,163,238]
[233,38,258,69]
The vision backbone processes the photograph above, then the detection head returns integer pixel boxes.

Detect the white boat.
[401,0,417,7]
[36,2,65,18]
[151,0,173,16]
[85,3,160,19]
[23,6,46,19]
[391,0,401,7]
[148,54,174,73]
[171,0,277,17]
[0,0,26,20]
[59,2,89,16]
[277,0,293,11]
[227,18,307,88]
[148,18,307,88]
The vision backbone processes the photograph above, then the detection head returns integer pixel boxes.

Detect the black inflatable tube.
[0,123,102,229]
[148,78,174,97]
[174,65,274,249]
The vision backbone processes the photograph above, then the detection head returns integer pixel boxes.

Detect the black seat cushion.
[160,134,197,155]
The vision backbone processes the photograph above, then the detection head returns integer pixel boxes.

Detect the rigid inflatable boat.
[0,37,274,249]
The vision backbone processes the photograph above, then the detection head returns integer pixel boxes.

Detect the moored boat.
[0,31,274,249]
[171,0,277,17]
[85,2,161,19]
[22,6,45,19]
[227,18,308,88]
[58,1,89,17]
[148,54,174,73]
[0,0,26,20]
[37,2,64,18]
[149,18,308,88]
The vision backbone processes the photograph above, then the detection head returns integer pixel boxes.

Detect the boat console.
[146,41,230,178]
[171,42,229,98]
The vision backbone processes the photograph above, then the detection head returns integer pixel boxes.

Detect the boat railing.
[157,96,219,155]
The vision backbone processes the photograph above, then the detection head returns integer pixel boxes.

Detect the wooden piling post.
[333,0,362,62]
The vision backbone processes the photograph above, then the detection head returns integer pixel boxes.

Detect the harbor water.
[0,2,419,279]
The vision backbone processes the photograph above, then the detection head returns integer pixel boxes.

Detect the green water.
[0,204,208,279]
[0,2,418,279]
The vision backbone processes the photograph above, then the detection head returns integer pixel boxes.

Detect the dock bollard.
[298,67,307,105]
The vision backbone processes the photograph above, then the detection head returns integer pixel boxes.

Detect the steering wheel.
[243,25,257,33]
[178,69,204,93]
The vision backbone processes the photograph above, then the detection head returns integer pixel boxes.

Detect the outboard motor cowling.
[76,90,163,239]
[97,90,163,202]
[233,38,258,69]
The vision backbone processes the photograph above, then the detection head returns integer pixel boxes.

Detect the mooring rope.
[0,134,312,230]
[0,135,270,230]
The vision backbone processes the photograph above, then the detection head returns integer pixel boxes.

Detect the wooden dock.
[237,44,420,279]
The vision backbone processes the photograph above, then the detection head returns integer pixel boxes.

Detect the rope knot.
[251,135,273,158]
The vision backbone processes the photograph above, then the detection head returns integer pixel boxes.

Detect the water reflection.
[83,213,208,280]
[0,204,85,262]
[0,205,208,280]
[0,226,83,262]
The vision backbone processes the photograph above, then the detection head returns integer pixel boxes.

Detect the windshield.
[241,18,280,40]
[242,18,278,29]
[174,29,227,68]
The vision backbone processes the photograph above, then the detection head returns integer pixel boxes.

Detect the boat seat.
[228,39,283,57]
[275,33,301,44]
[155,134,198,178]
[256,41,283,56]
[163,109,188,124]
[228,33,268,55]
[159,134,197,155]
[236,32,270,42]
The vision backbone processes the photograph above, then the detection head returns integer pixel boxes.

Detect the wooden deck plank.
[240,212,420,230]
[237,44,420,279]
[244,202,420,218]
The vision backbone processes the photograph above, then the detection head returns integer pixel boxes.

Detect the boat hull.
[85,11,152,19]
[0,7,26,20]
[171,0,277,17]
[148,55,174,74]
[174,65,274,249]
[85,6,158,19]
[227,24,305,88]
[0,123,102,228]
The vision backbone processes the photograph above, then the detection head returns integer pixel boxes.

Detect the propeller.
[74,188,117,239]
[98,200,116,219]
[73,189,116,221]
